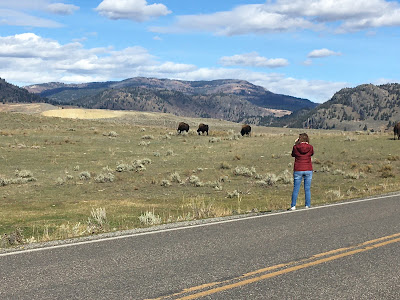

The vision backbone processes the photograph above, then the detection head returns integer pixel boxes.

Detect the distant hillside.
[0,78,44,104]
[271,83,400,131]
[68,86,287,123]
[24,77,317,114]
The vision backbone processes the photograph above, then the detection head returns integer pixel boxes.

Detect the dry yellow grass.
[1,105,400,247]
[42,108,128,119]
[0,103,55,114]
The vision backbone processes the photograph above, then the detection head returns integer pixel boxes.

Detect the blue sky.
[0,0,399,103]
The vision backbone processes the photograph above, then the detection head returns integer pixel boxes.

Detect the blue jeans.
[291,171,313,207]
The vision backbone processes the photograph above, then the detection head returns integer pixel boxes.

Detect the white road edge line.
[1,193,399,257]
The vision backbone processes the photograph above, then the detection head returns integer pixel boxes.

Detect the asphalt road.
[1,193,399,299]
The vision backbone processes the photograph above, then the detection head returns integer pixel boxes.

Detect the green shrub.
[227,190,240,198]
[277,170,293,184]
[102,166,113,172]
[15,169,33,178]
[256,180,270,187]
[79,171,91,180]
[132,159,148,172]
[265,173,278,185]
[380,170,395,178]
[362,165,373,173]
[219,162,232,169]
[190,199,216,219]
[56,177,65,185]
[0,176,9,186]
[1,228,24,247]
[387,155,400,161]
[206,181,222,190]
[104,131,118,137]
[344,172,365,180]
[333,169,345,175]
[170,172,182,184]
[379,165,393,172]
[209,137,221,143]
[140,158,152,165]
[95,173,115,183]
[116,163,130,172]
[161,179,171,187]
[188,175,204,187]
[87,207,108,233]
[233,166,255,177]
[139,211,162,225]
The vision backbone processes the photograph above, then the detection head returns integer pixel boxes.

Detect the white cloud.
[219,52,289,68]
[308,48,342,58]
[0,0,49,10]
[0,33,192,85]
[0,9,63,27]
[269,0,393,21]
[373,78,400,85]
[152,0,400,35]
[0,1,78,27]
[150,4,319,35]
[47,3,79,15]
[0,33,348,103]
[302,59,313,66]
[270,0,400,32]
[142,62,197,74]
[96,0,171,22]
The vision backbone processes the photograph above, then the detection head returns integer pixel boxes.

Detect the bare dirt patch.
[42,108,128,119]
[0,103,57,114]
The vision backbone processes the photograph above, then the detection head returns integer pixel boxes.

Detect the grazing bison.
[240,124,251,136]
[177,122,189,134]
[394,122,400,140]
[197,123,209,135]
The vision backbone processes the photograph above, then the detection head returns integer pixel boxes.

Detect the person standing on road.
[289,133,314,210]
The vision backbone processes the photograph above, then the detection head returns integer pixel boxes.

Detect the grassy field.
[1,106,399,247]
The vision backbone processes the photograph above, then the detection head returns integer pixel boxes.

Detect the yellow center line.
[148,232,400,300]
[149,263,290,300]
[178,237,400,300]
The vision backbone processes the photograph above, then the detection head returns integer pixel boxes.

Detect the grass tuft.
[139,211,162,226]
[79,171,91,180]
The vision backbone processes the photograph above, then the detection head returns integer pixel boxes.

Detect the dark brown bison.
[177,122,189,134]
[240,124,251,136]
[394,122,400,140]
[197,123,209,135]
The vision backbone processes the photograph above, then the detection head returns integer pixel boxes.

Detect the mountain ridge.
[269,83,400,131]
[3,77,400,132]
[0,78,44,104]
[24,77,317,112]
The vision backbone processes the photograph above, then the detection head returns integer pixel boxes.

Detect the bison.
[394,122,400,140]
[177,122,189,134]
[197,123,209,135]
[240,124,251,136]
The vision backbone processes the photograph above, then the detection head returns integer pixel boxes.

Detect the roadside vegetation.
[1,109,400,248]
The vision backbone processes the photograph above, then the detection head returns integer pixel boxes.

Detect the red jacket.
[292,142,314,171]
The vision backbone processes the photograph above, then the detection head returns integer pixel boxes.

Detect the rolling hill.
[3,77,400,132]
[270,83,400,132]
[23,77,317,123]
[0,78,44,104]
